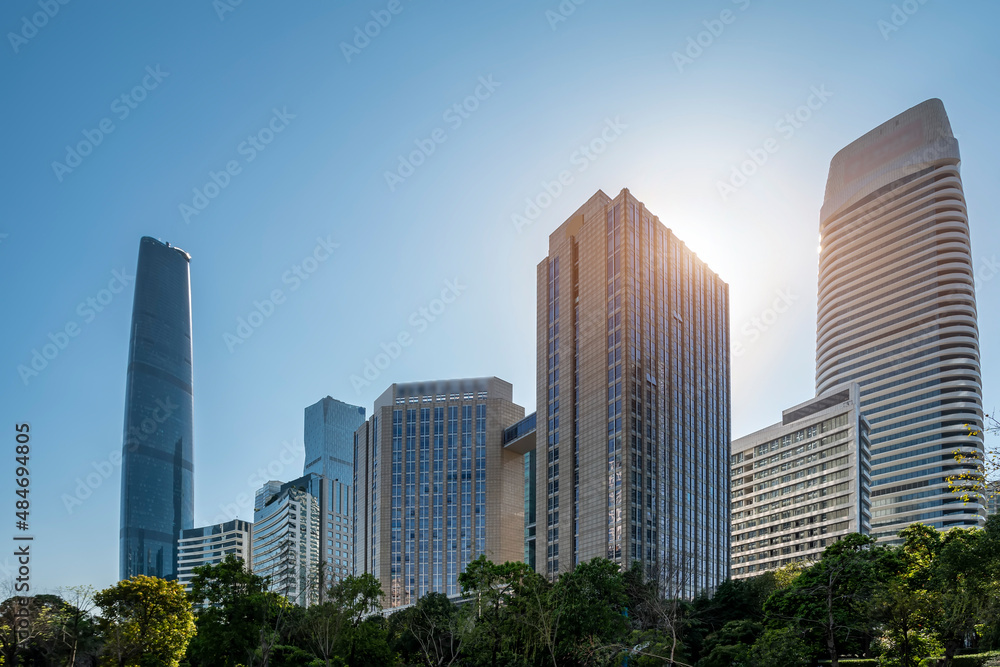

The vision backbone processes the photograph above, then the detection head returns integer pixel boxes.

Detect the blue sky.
[2,1,999,592]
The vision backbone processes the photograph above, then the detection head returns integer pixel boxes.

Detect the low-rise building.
[731,384,871,578]
[177,519,252,592]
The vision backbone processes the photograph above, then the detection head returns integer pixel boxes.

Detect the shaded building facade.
[120,236,195,580]
[816,99,984,539]
[537,189,731,596]
[354,377,525,608]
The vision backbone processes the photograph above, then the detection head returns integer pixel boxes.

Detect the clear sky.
[2,1,999,593]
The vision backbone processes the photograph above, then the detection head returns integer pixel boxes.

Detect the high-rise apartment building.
[731,385,871,578]
[120,236,195,581]
[252,474,353,606]
[177,519,252,592]
[537,189,731,596]
[817,99,984,540]
[354,377,525,608]
[304,397,366,482]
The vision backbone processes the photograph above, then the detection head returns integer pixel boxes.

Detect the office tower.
[730,384,872,578]
[354,377,525,608]
[120,236,195,581]
[817,99,984,540]
[252,474,352,606]
[304,396,366,482]
[537,188,731,597]
[177,519,252,592]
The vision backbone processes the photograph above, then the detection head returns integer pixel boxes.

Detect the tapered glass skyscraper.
[817,99,984,539]
[120,237,195,580]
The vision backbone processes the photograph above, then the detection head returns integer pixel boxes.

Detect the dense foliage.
[2,516,999,665]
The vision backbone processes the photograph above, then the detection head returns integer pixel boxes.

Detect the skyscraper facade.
[120,236,195,581]
[252,473,353,606]
[537,189,731,596]
[304,396,366,483]
[354,377,526,608]
[817,99,985,540]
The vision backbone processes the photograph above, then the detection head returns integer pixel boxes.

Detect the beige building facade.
[354,377,525,608]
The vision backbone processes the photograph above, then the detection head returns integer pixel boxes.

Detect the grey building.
[731,385,871,578]
[817,99,984,540]
[304,396,366,483]
[119,237,195,581]
[252,474,353,606]
[536,188,731,597]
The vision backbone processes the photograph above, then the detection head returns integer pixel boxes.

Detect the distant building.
[177,519,252,592]
[731,385,871,578]
[304,397,366,482]
[120,236,195,581]
[535,188,731,597]
[817,99,984,539]
[252,474,353,606]
[354,377,526,608]
[987,480,1000,517]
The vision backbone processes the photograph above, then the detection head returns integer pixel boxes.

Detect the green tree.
[764,533,901,666]
[94,575,196,667]
[327,574,393,667]
[552,557,628,666]
[458,556,536,666]
[184,555,291,667]
[404,591,467,667]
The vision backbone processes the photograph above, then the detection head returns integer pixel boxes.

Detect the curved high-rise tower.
[816,99,984,540]
[120,236,195,580]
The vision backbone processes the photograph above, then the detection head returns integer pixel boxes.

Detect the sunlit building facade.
[817,99,984,540]
[731,384,871,578]
[537,188,731,597]
[354,378,526,608]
